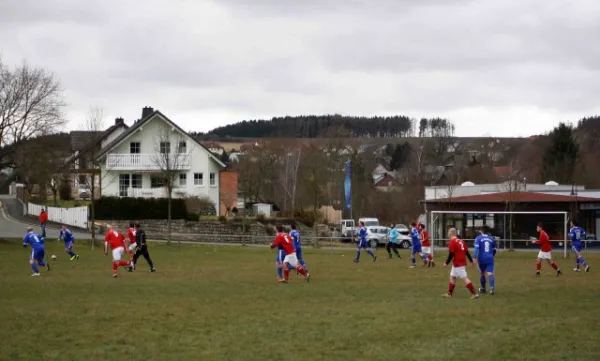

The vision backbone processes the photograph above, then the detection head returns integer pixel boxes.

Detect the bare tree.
[151,123,191,245]
[497,159,523,251]
[280,145,302,214]
[0,57,66,168]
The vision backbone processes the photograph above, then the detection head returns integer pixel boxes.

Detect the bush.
[185,213,199,222]
[218,215,228,223]
[59,178,73,201]
[264,225,275,236]
[184,196,216,216]
[255,214,266,223]
[93,197,188,220]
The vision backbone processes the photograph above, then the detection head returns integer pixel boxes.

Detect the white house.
[95,107,226,214]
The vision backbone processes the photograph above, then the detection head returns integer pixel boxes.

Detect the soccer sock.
[428,254,433,261]
[580,257,588,267]
[355,250,361,261]
[67,250,76,257]
[118,260,130,267]
[489,275,495,289]
[448,282,456,295]
[367,249,375,258]
[112,261,118,273]
[576,258,581,269]
[466,282,476,295]
[551,262,559,271]
[300,260,308,270]
[480,274,486,289]
[38,260,46,267]
[283,269,290,281]
[411,256,416,265]
[277,265,283,278]
[536,263,541,271]
[296,265,307,276]
[31,263,39,273]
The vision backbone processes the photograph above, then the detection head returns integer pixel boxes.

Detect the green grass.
[1,240,599,361]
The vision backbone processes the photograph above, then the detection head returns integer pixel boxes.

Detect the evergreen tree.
[541,123,579,184]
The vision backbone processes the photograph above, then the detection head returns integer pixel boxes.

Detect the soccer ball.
[51,255,57,260]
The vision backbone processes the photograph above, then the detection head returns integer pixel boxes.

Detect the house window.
[194,173,203,186]
[150,176,165,188]
[178,141,187,154]
[79,175,87,185]
[119,174,130,197]
[160,142,170,154]
[131,174,142,188]
[130,142,141,154]
[209,173,216,186]
[179,173,187,187]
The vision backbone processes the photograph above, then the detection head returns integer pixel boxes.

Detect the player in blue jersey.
[290,224,307,271]
[354,221,376,263]
[385,224,401,259]
[409,222,429,268]
[23,227,50,276]
[569,220,590,272]
[473,225,497,295]
[58,225,79,260]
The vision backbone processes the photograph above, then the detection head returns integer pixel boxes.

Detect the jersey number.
[484,242,490,253]
[33,235,40,243]
[459,241,464,251]
[283,235,291,243]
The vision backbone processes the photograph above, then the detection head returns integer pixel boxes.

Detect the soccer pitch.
[1,240,599,361]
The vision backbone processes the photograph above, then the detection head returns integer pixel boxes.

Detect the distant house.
[373,172,398,192]
[201,141,225,156]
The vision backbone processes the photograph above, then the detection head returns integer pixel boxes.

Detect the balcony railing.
[107,153,191,170]
[126,187,188,198]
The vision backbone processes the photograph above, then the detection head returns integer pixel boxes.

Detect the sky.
[1,0,599,137]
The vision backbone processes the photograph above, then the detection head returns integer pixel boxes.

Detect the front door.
[119,174,130,197]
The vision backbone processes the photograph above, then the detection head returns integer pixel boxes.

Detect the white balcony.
[126,187,188,198]
[107,153,191,170]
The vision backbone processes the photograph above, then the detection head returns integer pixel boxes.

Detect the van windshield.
[364,221,378,227]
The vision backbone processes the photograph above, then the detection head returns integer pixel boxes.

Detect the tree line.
[195,114,431,139]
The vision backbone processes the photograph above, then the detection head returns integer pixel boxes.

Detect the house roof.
[422,191,600,203]
[70,122,129,151]
[96,110,226,168]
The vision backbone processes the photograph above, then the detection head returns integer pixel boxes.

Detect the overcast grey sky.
[1,0,598,137]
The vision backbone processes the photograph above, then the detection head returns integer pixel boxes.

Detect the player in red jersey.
[419,224,435,267]
[442,228,478,299]
[126,223,137,260]
[532,222,562,277]
[104,225,132,277]
[270,225,310,283]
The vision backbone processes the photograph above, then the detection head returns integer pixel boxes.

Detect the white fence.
[27,203,89,229]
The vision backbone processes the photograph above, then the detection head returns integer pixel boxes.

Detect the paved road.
[0,195,91,239]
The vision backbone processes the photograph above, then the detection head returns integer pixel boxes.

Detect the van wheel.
[400,240,411,249]
[369,239,379,248]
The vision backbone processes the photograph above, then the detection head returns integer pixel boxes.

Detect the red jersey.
[39,212,48,223]
[271,232,295,255]
[421,230,431,247]
[104,230,126,250]
[448,237,469,267]
[534,230,552,252]
[127,228,136,244]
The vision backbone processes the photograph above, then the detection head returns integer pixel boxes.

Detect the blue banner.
[344,160,351,211]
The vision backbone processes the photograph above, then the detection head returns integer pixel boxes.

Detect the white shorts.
[450,266,468,279]
[422,247,431,254]
[283,253,299,268]
[538,251,552,260]
[112,247,124,261]
[128,243,137,252]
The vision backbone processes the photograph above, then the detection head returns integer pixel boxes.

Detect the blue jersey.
[569,226,586,247]
[290,230,301,252]
[410,227,421,247]
[359,227,367,242]
[23,232,45,250]
[474,234,496,263]
[387,228,399,243]
[59,229,75,244]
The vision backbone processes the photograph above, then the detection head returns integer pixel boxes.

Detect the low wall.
[95,219,323,245]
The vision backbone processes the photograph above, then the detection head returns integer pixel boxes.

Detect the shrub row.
[92,197,188,220]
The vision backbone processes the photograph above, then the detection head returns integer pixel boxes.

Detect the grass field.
[1,240,599,361]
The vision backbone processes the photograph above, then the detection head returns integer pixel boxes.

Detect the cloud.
[1,0,599,137]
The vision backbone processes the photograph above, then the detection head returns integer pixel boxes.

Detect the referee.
[132,223,155,272]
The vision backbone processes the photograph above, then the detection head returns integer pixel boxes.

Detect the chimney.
[141,106,154,119]
[115,117,124,125]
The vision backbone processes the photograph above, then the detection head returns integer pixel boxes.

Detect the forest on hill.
[193,114,435,139]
